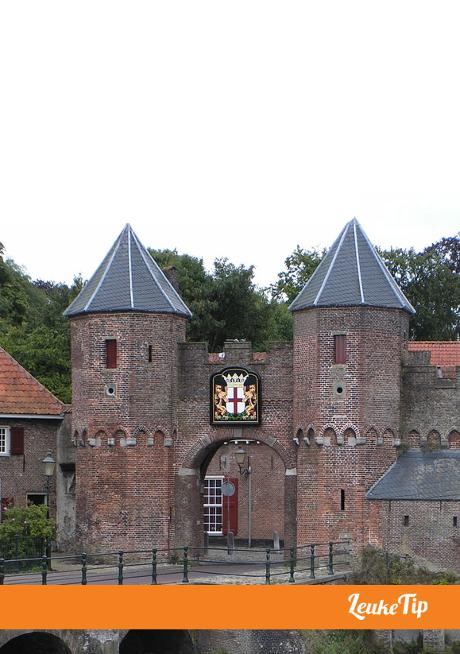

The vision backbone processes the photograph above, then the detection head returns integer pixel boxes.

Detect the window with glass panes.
[203,477,223,535]
[0,427,10,455]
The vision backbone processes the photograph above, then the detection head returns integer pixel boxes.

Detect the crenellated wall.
[401,349,459,448]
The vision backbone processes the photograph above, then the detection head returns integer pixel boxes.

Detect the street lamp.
[235,448,250,477]
[42,451,56,513]
[234,447,252,548]
[42,451,55,570]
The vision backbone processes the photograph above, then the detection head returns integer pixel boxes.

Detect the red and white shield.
[226,386,245,416]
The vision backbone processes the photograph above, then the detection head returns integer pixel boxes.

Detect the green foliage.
[301,630,383,654]
[148,248,292,351]
[271,244,323,304]
[0,249,83,402]
[378,234,460,340]
[0,504,55,540]
[351,546,459,585]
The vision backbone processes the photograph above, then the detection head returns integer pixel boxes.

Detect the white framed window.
[0,427,10,456]
[203,476,224,535]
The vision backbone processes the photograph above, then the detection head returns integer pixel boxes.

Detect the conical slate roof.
[289,218,415,314]
[64,225,192,318]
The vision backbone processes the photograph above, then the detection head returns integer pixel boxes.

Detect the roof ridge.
[0,346,64,413]
[359,223,415,311]
[129,228,178,313]
[130,227,192,317]
[314,222,349,305]
[353,220,365,304]
[83,226,125,312]
[127,226,134,309]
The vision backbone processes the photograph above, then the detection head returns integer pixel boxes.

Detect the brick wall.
[206,440,285,541]
[401,350,459,448]
[375,500,460,573]
[70,312,187,551]
[293,307,409,551]
[173,339,296,549]
[0,419,59,518]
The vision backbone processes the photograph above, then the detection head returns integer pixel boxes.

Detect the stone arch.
[343,427,357,446]
[447,429,460,449]
[323,426,337,446]
[382,428,395,444]
[112,427,128,446]
[154,425,169,439]
[175,432,296,550]
[407,429,421,448]
[0,632,72,653]
[132,425,150,438]
[305,426,315,446]
[427,429,441,450]
[182,432,294,472]
[119,630,194,654]
[365,426,378,445]
[91,429,106,447]
[340,423,361,438]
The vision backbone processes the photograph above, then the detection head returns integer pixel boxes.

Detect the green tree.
[271,245,323,304]
[379,235,459,340]
[148,248,220,343]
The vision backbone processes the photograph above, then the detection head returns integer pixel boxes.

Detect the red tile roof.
[0,347,64,416]
[407,341,460,367]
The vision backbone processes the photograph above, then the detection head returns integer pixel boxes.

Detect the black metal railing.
[0,535,47,573]
[0,540,351,586]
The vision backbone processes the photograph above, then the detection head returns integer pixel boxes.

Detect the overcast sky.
[1,1,459,289]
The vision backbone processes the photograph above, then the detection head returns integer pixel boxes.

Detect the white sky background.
[0,1,459,289]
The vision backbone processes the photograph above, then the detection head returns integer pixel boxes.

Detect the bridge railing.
[0,540,351,586]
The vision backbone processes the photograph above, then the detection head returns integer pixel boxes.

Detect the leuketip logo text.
[348,592,429,621]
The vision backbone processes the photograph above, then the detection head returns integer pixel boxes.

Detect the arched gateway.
[63,219,450,563]
[174,432,297,550]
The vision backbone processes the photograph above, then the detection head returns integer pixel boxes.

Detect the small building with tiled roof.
[406,341,460,367]
[0,347,70,533]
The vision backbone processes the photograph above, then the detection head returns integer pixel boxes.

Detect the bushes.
[0,504,55,563]
[351,546,458,585]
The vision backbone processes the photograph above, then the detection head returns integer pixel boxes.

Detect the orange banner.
[0,585,459,630]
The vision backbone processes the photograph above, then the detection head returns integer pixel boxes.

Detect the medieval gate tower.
[65,219,415,553]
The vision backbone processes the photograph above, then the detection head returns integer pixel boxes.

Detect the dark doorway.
[119,630,195,654]
[0,633,71,654]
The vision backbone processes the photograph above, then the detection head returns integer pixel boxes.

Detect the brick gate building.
[56,219,459,571]
[0,219,458,570]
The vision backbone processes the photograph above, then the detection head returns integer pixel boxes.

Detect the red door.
[222,477,238,536]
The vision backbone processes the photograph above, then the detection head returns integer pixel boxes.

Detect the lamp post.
[42,451,55,569]
[235,447,252,548]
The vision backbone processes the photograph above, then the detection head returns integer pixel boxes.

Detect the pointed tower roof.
[64,225,192,318]
[289,218,415,314]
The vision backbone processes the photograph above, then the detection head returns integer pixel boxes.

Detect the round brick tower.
[64,224,190,551]
[290,219,414,550]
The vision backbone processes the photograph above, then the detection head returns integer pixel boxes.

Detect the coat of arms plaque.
[211,367,260,425]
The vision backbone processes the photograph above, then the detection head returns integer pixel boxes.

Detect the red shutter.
[334,335,347,364]
[10,427,24,455]
[222,477,238,536]
[106,339,117,368]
